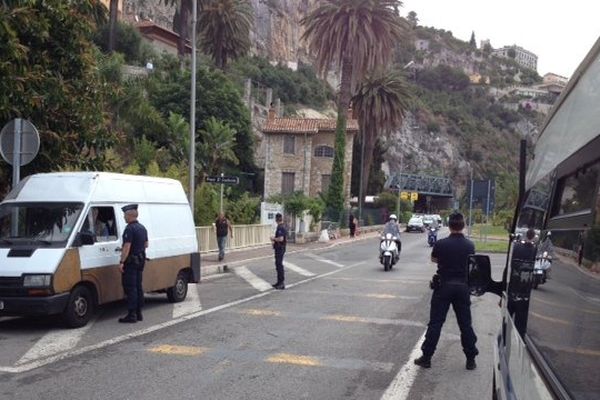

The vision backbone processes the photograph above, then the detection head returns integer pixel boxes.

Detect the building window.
[321,174,331,193]
[282,172,295,195]
[283,135,295,154]
[314,145,334,158]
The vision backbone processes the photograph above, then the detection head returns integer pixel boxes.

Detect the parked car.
[406,216,425,232]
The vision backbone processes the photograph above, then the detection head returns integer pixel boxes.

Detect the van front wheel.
[167,271,188,303]
[62,285,94,328]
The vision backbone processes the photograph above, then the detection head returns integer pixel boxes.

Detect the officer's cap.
[121,204,138,212]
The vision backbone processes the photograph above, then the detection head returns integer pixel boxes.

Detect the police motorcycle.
[379,214,400,271]
[532,250,552,289]
[427,226,437,247]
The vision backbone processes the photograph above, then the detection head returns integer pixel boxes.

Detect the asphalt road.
[0,229,505,400]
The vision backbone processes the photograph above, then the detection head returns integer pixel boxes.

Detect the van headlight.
[23,274,52,287]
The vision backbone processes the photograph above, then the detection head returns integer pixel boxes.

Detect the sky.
[400,0,600,78]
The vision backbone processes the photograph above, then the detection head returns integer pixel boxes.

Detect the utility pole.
[188,0,198,213]
[468,167,474,237]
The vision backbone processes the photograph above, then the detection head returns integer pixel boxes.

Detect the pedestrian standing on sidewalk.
[349,214,357,238]
[414,212,479,370]
[270,213,287,290]
[214,212,233,262]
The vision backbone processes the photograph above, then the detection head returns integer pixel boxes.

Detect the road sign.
[410,192,419,201]
[400,192,409,200]
[204,175,239,184]
[0,119,40,166]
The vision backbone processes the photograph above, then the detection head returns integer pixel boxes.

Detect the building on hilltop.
[261,108,358,203]
[542,72,569,86]
[492,45,538,71]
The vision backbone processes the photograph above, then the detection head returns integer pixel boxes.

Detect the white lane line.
[304,252,345,268]
[234,266,273,292]
[172,284,202,319]
[16,321,94,366]
[0,261,366,374]
[283,261,316,277]
[380,332,426,400]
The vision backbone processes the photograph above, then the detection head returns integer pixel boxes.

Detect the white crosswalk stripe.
[234,266,272,292]
[172,284,202,318]
[304,253,345,268]
[16,320,94,365]
[283,261,316,277]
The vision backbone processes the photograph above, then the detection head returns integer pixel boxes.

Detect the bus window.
[526,165,600,400]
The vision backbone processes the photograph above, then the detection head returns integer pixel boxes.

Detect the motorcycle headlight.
[542,251,548,257]
[23,274,52,287]
[386,233,393,240]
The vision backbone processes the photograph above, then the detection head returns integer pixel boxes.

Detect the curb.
[200,232,380,279]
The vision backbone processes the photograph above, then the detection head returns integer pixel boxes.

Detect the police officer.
[118,204,148,323]
[414,212,479,370]
[383,214,402,253]
[270,213,287,290]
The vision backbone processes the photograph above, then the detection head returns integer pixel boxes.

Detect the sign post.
[0,118,40,189]
[204,174,240,214]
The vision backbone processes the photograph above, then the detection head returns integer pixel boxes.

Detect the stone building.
[261,109,359,202]
[492,45,538,71]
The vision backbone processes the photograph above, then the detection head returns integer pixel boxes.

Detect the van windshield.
[0,202,83,247]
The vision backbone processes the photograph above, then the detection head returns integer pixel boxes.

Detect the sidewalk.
[200,231,381,278]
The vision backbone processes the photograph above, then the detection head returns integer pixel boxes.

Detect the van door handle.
[115,247,122,252]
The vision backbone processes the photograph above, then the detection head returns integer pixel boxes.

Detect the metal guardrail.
[196,224,274,253]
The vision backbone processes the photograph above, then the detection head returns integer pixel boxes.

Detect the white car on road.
[406,216,425,232]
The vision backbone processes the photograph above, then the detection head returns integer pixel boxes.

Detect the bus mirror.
[74,231,95,246]
[468,255,492,297]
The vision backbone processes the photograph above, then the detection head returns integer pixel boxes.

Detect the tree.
[197,117,239,177]
[507,47,516,59]
[301,0,407,221]
[161,0,193,64]
[469,31,476,48]
[352,69,412,201]
[107,0,119,52]
[0,1,115,194]
[199,0,253,69]
[407,11,418,28]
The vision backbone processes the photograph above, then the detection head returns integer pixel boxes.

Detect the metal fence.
[197,224,274,253]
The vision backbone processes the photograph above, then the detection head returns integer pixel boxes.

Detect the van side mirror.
[74,231,95,246]
[467,255,492,296]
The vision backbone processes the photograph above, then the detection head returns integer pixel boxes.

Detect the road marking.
[304,253,345,268]
[0,261,366,374]
[325,277,427,284]
[172,284,202,319]
[16,320,94,366]
[322,315,425,328]
[283,261,316,277]
[292,289,419,300]
[380,332,426,400]
[149,344,207,356]
[234,266,272,292]
[530,311,571,326]
[239,309,282,316]
[267,353,322,367]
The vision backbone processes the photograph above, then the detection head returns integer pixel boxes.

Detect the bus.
[468,37,600,400]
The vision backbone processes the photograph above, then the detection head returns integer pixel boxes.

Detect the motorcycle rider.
[383,214,402,254]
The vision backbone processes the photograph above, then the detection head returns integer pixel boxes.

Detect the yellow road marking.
[365,293,396,299]
[266,353,322,367]
[149,344,207,356]
[322,315,369,323]
[239,309,282,316]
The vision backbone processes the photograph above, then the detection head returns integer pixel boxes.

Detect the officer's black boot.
[136,309,143,321]
[466,357,477,370]
[414,355,431,368]
[118,312,137,323]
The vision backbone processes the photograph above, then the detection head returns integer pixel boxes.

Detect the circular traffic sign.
[0,119,40,166]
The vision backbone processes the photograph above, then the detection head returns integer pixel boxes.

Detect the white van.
[0,172,200,327]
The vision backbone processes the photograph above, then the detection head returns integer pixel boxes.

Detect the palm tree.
[301,0,407,220]
[198,117,239,177]
[161,0,194,63]
[198,0,253,69]
[352,68,412,202]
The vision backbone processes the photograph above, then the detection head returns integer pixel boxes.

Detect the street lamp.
[468,162,474,237]
[189,0,198,213]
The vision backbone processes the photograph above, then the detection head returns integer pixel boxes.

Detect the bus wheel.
[63,285,94,328]
[167,271,188,303]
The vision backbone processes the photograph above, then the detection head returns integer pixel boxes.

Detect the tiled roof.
[262,118,359,134]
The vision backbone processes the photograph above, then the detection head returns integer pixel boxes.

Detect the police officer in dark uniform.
[118,204,148,323]
[270,213,287,290]
[414,213,479,370]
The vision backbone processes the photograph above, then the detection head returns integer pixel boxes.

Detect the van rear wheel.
[62,285,94,328]
[167,271,188,303]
